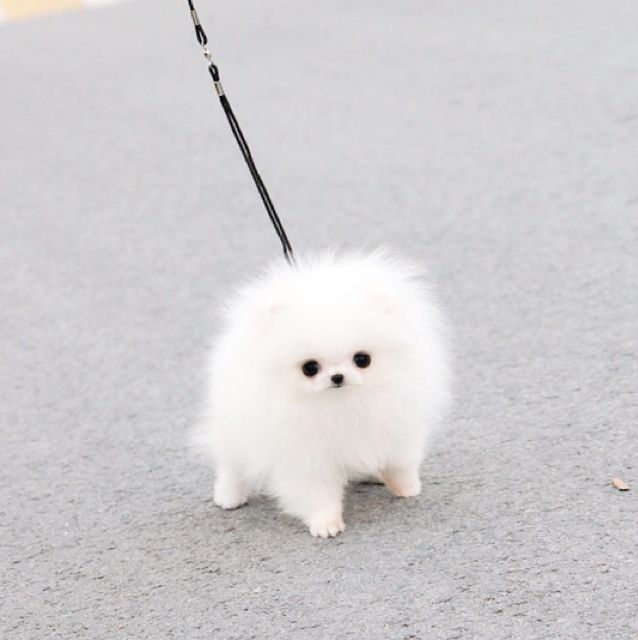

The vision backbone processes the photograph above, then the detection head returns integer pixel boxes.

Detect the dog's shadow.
[343,471,463,534]
[178,464,465,553]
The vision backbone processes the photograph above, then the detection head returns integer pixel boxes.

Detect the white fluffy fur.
[200,250,450,537]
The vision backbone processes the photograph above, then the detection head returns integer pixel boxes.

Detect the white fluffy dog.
[200,250,450,537]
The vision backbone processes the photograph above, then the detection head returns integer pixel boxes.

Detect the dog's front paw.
[307,513,346,538]
[213,477,248,510]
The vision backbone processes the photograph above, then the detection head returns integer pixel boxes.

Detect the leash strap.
[187,0,295,265]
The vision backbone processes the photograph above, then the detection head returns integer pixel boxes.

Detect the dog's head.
[227,250,444,401]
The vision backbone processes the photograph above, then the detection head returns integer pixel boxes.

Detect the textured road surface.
[2,1,637,638]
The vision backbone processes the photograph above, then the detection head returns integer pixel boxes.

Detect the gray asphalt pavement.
[1,1,637,638]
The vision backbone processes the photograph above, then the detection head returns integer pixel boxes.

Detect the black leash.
[186,0,295,265]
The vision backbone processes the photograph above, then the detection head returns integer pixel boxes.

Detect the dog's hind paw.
[381,467,422,498]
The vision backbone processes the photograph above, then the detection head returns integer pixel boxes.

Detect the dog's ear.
[264,301,286,320]
[249,294,287,331]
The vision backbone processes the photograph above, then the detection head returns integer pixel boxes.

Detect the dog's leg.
[273,472,346,538]
[380,464,422,498]
[213,464,248,509]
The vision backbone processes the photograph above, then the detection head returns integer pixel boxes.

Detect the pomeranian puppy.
[200,250,450,537]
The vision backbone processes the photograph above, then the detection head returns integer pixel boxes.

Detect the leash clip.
[202,47,214,64]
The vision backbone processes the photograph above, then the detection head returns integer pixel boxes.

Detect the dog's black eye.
[353,352,371,368]
[302,360,320,377]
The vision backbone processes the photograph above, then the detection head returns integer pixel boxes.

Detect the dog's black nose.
[331,374,344,386]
